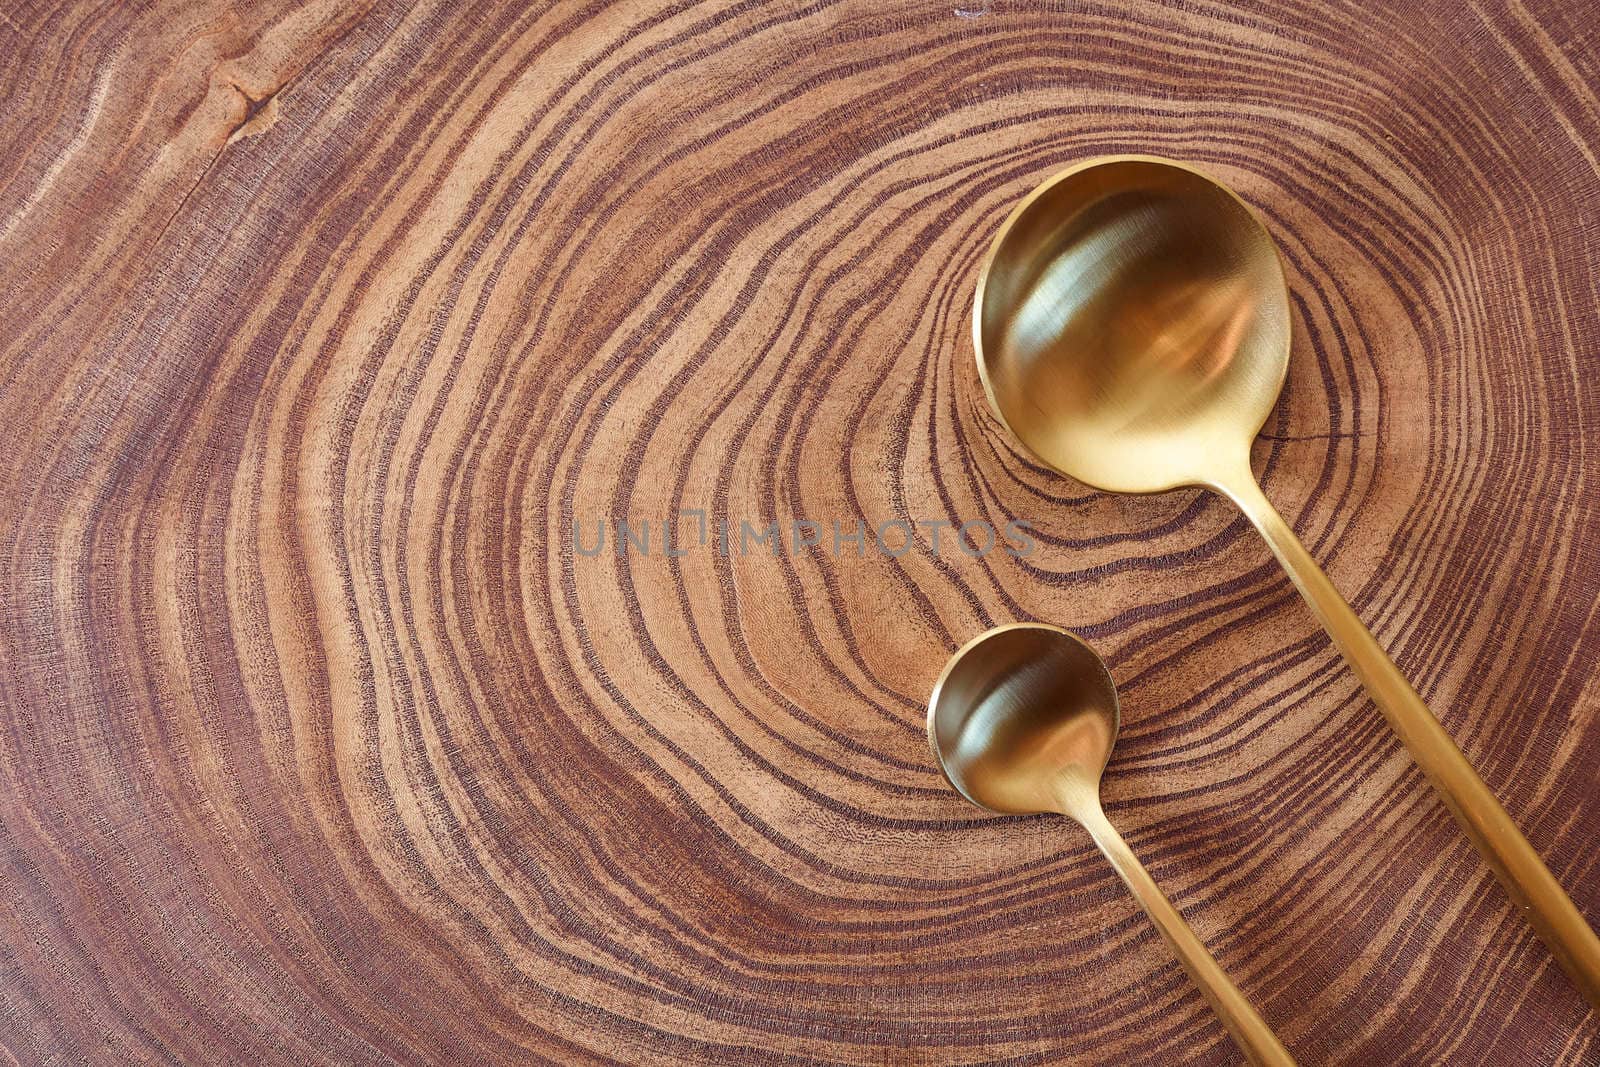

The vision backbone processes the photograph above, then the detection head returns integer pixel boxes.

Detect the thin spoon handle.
[1218,468,1600,1006]
[1074,801,1295,1066]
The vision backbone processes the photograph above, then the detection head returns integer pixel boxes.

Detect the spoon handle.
[1217,468,1600,1006]
[1072,801,1295,1065]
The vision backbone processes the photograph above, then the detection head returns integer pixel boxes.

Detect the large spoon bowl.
[972,155,1600,1006]
[975,155,1290,493]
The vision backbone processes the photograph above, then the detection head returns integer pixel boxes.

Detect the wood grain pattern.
[2,1,1599,1062]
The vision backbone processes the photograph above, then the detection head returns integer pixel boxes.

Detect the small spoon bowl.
[927,623,1117,816]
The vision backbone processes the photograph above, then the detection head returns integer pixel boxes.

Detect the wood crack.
[226,83,281,145]
[150,81,282,248]
[1258,429,1375,441]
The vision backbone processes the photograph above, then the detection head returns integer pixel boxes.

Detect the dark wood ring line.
[1,1,1596,1063]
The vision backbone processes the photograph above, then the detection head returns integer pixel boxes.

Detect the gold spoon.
[974,154,1600,1005]
[929,623,1295,1065]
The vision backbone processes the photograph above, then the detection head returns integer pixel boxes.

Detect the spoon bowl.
[928,623,1117,816]
[975,155,1290,493]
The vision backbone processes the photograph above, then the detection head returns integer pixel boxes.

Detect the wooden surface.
[3,1,1599,1063]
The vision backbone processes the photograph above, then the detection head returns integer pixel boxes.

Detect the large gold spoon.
[973,154,1600,1004]
[929,623,1295,1065]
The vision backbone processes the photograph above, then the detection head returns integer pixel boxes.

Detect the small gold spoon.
[929,623,1295,1066]
[974,155,1600,1005]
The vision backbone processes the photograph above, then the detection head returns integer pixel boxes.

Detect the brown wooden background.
[3,0,1599,1063]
